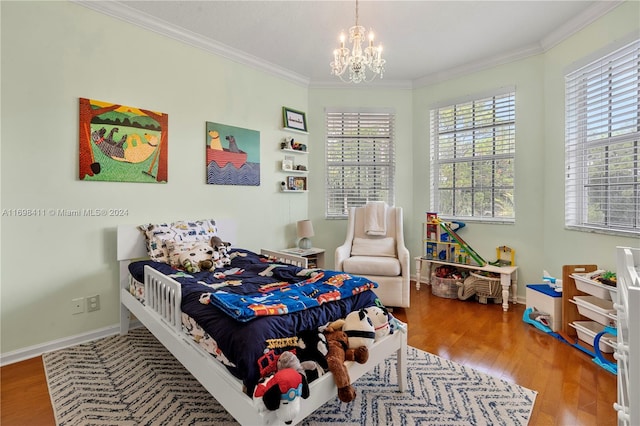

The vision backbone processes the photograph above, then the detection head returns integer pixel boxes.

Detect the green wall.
[1,0,638,359]
[1,1,310,356]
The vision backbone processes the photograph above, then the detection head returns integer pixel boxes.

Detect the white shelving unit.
[614,246,640,426]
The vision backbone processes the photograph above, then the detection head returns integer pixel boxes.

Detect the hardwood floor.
[1,282,616,425]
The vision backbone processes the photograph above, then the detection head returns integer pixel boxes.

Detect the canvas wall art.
[79,98,168,183]
[206,121,260,186]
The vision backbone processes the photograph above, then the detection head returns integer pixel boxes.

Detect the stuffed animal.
[323,324,369,403]
[210,236,231,266]
[277,350,324,383]
[253,368,309,424]
[364,306,392,341]
[342,309,376,349]
[178,242,215,273]
[295,329,329,371]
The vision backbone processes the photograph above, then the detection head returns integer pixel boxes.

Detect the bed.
[116,219,407,425]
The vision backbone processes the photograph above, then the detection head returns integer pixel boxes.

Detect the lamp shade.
[296,220,314,249]
[296,220,314,238]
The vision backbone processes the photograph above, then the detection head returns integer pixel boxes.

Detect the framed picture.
[287,176,296,190]
[282,107,307,132]
[293,176,307,191]
[282,156,294,171]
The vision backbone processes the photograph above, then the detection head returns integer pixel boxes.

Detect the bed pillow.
[139,219,218,263]
[165,240,211,268]
[351,237,396,257]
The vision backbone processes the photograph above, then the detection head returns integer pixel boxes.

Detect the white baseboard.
[0,320,141,367]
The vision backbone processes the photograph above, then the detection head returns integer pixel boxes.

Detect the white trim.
[540,1,625,51]
[0,321,141,367]
[72,0,310,88]
[71,0,621,89]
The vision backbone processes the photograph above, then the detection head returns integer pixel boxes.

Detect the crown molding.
[540,0,625,51]
[413,1,624,89]
[413,42,543,89]
[72,0,310,88]
[73,0,624,91]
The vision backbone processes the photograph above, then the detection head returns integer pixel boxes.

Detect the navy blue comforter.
[128,249,381,394]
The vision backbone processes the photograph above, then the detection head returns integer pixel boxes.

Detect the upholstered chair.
[335,203,410,308]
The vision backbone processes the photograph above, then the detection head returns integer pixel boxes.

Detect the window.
[325,109,395,219]
[430,90,516,222]
[565,39,640,236]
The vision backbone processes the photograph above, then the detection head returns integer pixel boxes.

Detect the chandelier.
[330,0,385,83]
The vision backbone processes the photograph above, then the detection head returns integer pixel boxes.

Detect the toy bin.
[469,271,502,304]
[571,295,616,327]
[569,321,616,353]
[431,276,461,298]
[526,284,562,331]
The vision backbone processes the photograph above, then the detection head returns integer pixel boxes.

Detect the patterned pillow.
[165,240,211,268]
[138,219,218,263]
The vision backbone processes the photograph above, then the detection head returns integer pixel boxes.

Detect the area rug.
[43,328,536,425]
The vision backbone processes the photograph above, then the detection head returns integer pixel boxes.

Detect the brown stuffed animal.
[323,324,369,403]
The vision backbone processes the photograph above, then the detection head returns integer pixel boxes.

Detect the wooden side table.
[276,247,325,268]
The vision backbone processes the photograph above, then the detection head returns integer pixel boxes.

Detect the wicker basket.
[468,271,502,304]
[431,276,462,299]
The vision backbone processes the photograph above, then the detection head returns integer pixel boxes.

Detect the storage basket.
[431,276,462,299]
[468,271,502,304]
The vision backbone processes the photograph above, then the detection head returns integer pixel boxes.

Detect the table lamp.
[296,219,314,249]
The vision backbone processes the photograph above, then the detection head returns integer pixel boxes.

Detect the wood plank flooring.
[1,282,617,425]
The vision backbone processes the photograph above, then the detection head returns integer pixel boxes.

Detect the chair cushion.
[350,237,396,257]
[342,256,401,277]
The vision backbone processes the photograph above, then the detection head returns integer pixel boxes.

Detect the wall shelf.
[280,148,308,154]
[282,127,308,135]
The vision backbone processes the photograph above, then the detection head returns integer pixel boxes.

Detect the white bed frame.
[116,223,407,425]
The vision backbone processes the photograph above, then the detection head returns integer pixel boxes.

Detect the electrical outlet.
[87,295,100,312]
[71,297,84,315]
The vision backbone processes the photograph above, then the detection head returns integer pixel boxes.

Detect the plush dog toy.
[178,242,216,273]
[342,309,376,349]
[364,306,392,340]
[253,368,309,424]
[277,350,324,383]
[323,324,369,403]
[295,329,329,371]
[210,236,231,266]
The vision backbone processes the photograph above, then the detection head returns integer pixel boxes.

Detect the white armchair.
[335,203,410,308]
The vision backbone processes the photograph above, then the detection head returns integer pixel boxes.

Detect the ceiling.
[81,1,621,87]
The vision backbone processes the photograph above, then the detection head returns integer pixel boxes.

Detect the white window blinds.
[325,109,395,218]
[565,39,640,236]
[430,91,516,222]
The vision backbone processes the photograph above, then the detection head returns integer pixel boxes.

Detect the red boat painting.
[207,130,247,169]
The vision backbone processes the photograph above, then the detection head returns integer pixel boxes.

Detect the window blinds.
[430,91,516,221]
[565,39,640,235]
[325,110,395,218]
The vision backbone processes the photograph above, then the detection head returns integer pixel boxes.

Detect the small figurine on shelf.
[280,137,294,150]
[292,141,307,152]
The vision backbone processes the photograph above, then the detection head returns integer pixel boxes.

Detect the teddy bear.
[342,309,376,349]
[323,323,369,403]
[178,242,216,273]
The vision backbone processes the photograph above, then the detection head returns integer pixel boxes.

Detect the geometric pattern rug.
[43,328,536,425]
